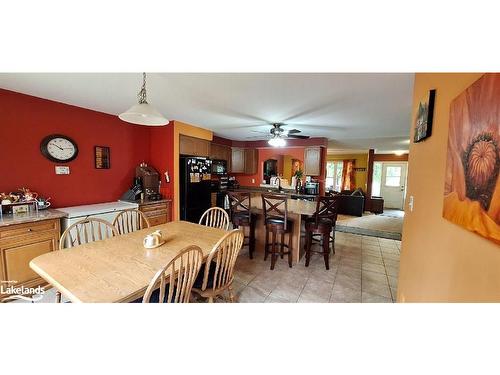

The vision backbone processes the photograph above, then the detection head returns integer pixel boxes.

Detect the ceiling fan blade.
[286,129,301,134]
[250,130,271,134]
[286,134,310,139]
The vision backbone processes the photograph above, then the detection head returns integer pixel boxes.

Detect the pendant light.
[119,73,169,126]
[268,136,286,147]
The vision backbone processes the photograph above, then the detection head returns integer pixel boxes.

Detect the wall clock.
[40,134,79,163]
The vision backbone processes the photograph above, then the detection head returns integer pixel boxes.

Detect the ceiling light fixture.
[394,150,406,156]
[268,137,286,147]
[118,73,169,126]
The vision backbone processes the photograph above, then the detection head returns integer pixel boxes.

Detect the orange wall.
[234,147,306,186]
[398,73,500,302]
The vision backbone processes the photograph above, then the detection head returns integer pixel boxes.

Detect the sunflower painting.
[443,73,500,244]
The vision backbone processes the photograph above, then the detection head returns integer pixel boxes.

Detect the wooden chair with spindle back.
[56,218,118,302]
[227,191,256,259]
[304,195,339,270]
[113,209,150,235]
[140,245,204,303]
[199,207,230,230]
[191,229,244,302]
[261,193,293,270]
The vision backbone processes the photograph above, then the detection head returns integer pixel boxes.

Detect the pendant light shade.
[268,137,286,147]
[118,73,169,126]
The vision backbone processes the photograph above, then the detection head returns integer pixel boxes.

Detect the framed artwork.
[443,73,500,244]
[95,146,110,169]
[414,89,436,143]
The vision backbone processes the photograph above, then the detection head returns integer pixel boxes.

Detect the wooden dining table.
[29,221,228,303]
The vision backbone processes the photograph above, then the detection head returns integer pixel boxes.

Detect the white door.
[380,162,408,209]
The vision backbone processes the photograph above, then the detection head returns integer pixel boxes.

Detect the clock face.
[40,135,79,162]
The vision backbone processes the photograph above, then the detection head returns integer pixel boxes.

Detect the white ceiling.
[0,73,414,153]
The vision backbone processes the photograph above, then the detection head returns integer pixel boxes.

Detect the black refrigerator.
[180,156,212,223]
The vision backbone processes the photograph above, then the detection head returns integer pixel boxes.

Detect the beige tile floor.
[232,231,401,303]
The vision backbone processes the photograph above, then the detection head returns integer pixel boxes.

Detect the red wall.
[0,89,153,208]
[149,124,175,200]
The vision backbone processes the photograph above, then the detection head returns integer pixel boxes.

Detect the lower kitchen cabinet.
[0,218,60,301]
[138,200,172,227]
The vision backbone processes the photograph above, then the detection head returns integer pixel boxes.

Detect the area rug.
[335,212,403,240]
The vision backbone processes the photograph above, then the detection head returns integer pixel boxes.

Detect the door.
[380,162,408,209]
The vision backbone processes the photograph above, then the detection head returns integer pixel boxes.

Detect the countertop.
[119,198,172,206]
[228,186,318,199]
[250,196,317,216]
[0,209,67,227]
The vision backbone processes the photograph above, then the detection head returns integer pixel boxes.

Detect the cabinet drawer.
[0,220,58,241]
[143,209,168,218]
[140,203,167,213]
[148,215,167,227]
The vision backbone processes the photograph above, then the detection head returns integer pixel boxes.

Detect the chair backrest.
[142,245,204,303]
[199,207,230,230]
[199,229,244,292]
[60,218,118,249]
[113,209,150,235]
[227,191,251,222]
[261,193,288,230]
[314,195,339,226]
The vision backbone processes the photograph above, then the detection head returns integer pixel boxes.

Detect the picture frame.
[413,89,436,143]
[94,146,110,169]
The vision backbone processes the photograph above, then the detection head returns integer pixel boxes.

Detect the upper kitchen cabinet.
[179,135,211,157]
[244,148,258,174]
[231,147,245,173]
[304,147,322,176]
[210,142,231,161]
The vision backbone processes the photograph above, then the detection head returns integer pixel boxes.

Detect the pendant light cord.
[138,72,148,104]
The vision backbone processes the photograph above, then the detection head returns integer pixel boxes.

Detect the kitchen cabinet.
[180,135,211,157]
[138,200,172,227]
[231,147,245,173]
[210,143,232,162]
[0,218,60,301]
[244,148,258,174]
[304,147,322,176]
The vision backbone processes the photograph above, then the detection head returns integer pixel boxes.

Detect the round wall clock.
[40,134,79,163]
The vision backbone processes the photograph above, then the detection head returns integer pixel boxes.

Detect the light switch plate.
[408,195,414,212]
[55,166,70,175]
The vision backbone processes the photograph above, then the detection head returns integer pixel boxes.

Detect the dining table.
[29,220,228,303]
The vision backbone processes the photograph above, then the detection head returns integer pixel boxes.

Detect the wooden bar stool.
[227,191,256,259]
[261,193,293,270]
[304,195,339,270]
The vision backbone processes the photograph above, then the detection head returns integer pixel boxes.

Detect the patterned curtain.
[341,159,356,190]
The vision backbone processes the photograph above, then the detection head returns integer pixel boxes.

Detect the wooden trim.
[373,153,409,162]
[365,149,375,210]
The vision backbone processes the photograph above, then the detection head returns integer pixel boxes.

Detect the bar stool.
[304,195,339,270]
[227,191,256,259]
[261,193,293,270]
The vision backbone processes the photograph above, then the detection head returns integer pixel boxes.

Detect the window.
[385,166,402,187]
[325,161,343,191]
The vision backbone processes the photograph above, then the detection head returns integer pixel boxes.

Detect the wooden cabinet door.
[244,148,258,174]
[180,135,210,157]
[231,147,245,173]
[304,147,322,176]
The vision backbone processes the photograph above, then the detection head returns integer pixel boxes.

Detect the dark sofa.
[332,189,365,217]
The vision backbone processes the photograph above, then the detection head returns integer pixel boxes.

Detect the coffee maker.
[135,163,162,201]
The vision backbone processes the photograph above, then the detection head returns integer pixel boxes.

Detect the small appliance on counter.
[228,176,240,189]
[135,163,162,201]
[120,177,143,201]
[304,181,320,195]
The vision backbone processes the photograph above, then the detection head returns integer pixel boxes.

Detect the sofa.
[331,189,365,217]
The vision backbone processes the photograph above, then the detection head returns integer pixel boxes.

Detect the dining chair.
[227,191,256,259]
[141,245,204,303]
[304,195,339,270]
[56,218,118,302]
[261,193,293,270]
[113,208,150,235]
[191,229,244,302]
[199,207,230,230]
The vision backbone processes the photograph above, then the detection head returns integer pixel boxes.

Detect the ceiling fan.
[247,123,310,147]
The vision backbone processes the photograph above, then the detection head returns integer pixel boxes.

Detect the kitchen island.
[238,194,318,264]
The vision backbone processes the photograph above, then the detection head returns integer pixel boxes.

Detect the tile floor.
[232,231,401,303]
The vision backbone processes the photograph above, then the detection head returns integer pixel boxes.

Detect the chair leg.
[55,291,62,303]
[322,232,330,270]
[305,231,312,267]
[208,296,214,303]
[249,223,255,259]
[280,232,285,259]
[264,229,269,261]
[288,230,293,268]
[228,284,235,303]
[331,228,336,255]
[270,229,277,270]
